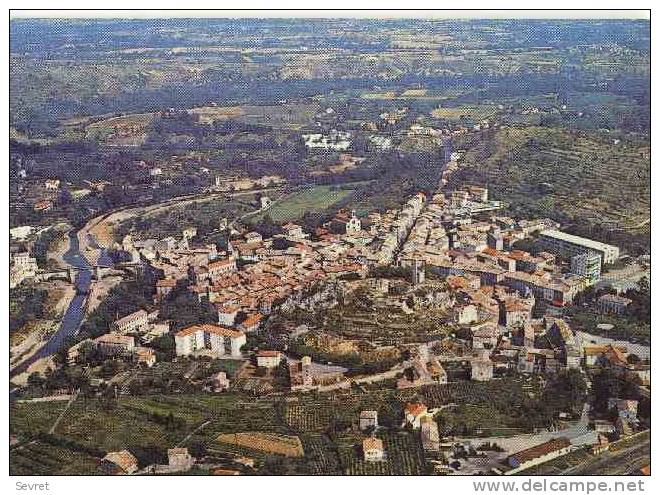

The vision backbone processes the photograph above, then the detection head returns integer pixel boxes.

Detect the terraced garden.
[337,430,427,475]
[449,126,650,252]
[324,305,451,345]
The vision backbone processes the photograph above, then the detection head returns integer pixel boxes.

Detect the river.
[10,231,111,379]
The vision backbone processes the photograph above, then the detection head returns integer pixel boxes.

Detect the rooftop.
[176,324,244,338]
[508,437,571,465]
[362,437,384,451]
[539,229,618,252]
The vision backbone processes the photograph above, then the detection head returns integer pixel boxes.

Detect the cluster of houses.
[302,130,352,151]
[81,173,634,397]
[68,308,168,367]
[392,180,607,308]
[100,447,196,475]
[357,403,440,463]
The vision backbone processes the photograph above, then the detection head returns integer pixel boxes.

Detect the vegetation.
[566,277,651,344]
[78,275,154,341]
[247,185,355,224]
[449,126,650,253]
[10,286,49,334]
[433,373,586,436]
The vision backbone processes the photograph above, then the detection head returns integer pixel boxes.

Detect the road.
[79,186,284,257]
[560,438,650,475]
[457,403,594,454]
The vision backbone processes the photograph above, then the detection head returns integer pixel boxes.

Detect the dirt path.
[49,392,79,434]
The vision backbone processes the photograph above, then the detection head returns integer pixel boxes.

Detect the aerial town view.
[8,11,650,478]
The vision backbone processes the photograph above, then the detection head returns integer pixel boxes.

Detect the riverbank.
[10,232,94,379]
[10,282,76,373]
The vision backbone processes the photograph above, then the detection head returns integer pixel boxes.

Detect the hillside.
[449,126,650,253]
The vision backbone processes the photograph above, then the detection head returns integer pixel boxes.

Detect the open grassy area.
[431,104,498,122]
[10,401,69,437]
[238,103,319,130]
[188,105,245,124]
[248,185,354,224]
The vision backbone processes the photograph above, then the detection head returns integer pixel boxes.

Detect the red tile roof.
[509,437,571,465]
[176,324,244,338]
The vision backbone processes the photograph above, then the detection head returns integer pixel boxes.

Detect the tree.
[274,360,290,389]
[27,371,45,389]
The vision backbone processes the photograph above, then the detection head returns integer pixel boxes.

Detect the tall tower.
[301,356,313,387]
[411,259,426,286]
[523,323,535,348]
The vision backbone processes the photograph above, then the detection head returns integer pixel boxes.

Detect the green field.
[9,375,580,475]
[248,185,354,224]
[10,440,100,475]
[431,104,498,122]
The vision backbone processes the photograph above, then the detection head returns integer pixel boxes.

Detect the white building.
[506,438,572,474]
[182,227,197,240]
[471,358,494,381]
[404,402,430,429]
[217,304,240,326]
[598,294,633,315]
[359,410,379,431]
[167,448,195,472]
[362,437,384,462]
[174,324,246,358]
[10,252,38,288]
[44,179,60,190]
[112,310,150,334]
[94,333,136,356]
[571,252,602,286]
[538,230,619,265]
[302,131,352,151]
[420,416,440,452]
[208,258,237,281]
[256,350,282,368]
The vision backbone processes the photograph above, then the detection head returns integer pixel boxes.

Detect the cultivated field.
[188,105,245,124]
[337,431,426,475]
[217,432,305,457]
[10,439,100,475]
